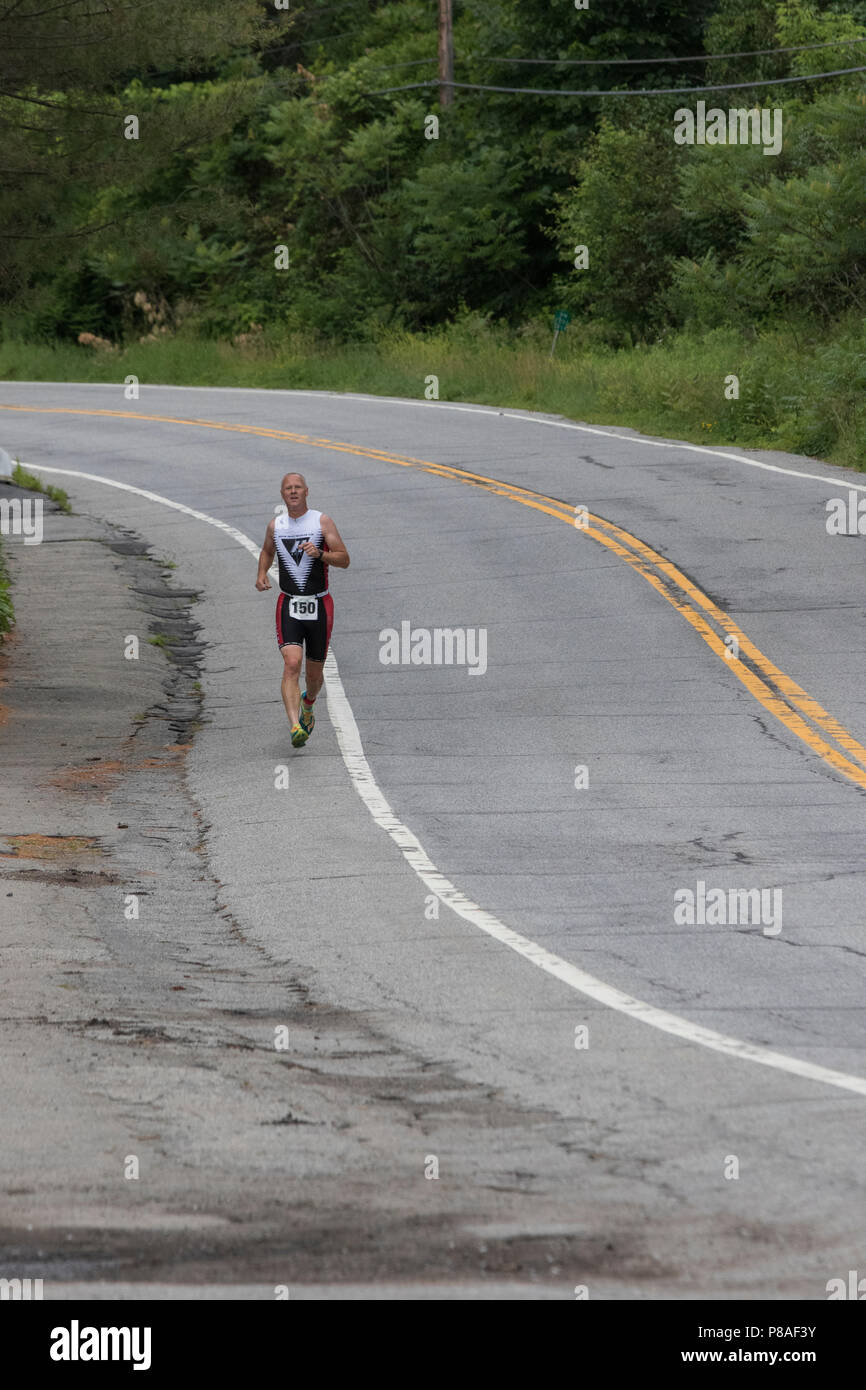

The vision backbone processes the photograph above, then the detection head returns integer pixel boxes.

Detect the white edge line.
[4,379,864,492]
[22,460,866,1100]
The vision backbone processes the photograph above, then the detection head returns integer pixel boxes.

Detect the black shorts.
[275,592,334,663]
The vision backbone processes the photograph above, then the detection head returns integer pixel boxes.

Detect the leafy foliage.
[0,0,864,363]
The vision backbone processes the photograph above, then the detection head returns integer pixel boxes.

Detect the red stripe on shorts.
[323,593,334,657]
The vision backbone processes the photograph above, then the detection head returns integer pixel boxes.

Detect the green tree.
[0,0,274,319]
[551,119,686,337]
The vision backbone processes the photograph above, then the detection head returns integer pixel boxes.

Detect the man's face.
[281,476,307,511]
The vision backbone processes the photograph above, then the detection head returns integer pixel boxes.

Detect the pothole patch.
[0,865,123,887]
[0,833,103,860]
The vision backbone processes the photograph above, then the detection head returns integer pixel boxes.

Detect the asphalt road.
[1,380,865,1298]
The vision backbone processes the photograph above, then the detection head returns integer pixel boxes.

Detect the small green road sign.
[550,309,571,357]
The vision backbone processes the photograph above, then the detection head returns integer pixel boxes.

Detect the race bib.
[289,595,318,621]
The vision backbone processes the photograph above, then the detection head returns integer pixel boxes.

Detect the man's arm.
[256,520,276,590]
[314,515,350,569]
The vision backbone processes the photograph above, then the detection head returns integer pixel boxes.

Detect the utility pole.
[438,0,454,107]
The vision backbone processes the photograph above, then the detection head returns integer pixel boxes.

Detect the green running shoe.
[291,721,308,748]
[299,694,316,738]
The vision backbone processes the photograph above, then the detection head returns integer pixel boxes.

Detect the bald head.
[281,472,307,489]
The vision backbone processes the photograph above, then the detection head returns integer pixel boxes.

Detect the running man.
[255,473,350,747]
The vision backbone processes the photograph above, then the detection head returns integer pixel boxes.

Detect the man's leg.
[299,600,332,738]
[280,644,303,728]
[303,659,325,704]
[298,658,324,736]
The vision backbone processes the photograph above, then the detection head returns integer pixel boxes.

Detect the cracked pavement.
[1,385,865,1299]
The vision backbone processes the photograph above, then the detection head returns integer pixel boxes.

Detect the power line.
[367,65,866,97]
[285,15,866,64]
[256,11,866,80]
[274,28,866,70]
[264,24,376,57]
[283,31,866,80]
[367,58,436,70]
[288,55,435,74]
[294,0,377,14]
[472,36,866,66]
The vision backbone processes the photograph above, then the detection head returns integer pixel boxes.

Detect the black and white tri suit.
[272,508,334,662]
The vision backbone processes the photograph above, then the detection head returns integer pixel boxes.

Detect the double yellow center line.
[5,402,865,788]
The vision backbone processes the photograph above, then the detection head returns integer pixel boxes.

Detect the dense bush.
[1,0,865,463]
